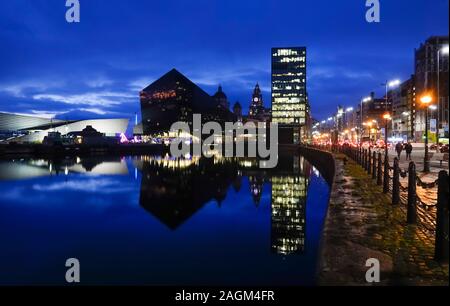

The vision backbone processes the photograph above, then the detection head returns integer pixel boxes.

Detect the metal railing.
[317,144,449,264]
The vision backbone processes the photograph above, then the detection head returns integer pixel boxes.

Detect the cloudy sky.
[0,0,448,122]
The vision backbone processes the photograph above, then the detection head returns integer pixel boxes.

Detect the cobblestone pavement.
[319,154,449,286]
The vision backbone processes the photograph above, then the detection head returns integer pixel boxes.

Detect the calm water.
[0,154,330,285]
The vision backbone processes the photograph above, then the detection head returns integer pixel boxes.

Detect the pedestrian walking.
[395,142,403,159]
[405,142,413,160]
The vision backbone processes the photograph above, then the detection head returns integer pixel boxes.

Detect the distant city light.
[420,95,432,104]
[429,105,437,110]
[327,117,333,121]
[441,45,449,55]
[119,133,129,144]
[346,107,353,112]
[388,79,401,88]
[362,97,372,103]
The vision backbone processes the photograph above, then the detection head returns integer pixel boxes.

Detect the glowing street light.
[388,79,401,88]
[346,107,354,112]
[420,95,433,172]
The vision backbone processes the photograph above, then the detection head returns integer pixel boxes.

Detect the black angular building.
[139,69,235,135]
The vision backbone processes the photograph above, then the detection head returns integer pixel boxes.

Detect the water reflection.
[0,156,128,180]
[0,153,329,285]
[135,154,310,255]
[1,154,310,255]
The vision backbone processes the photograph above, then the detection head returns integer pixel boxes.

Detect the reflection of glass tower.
[271,174,308,255]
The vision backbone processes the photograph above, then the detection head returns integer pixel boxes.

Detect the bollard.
[392,157,400,205]
[377,152,382,186]
[372,151,377,179]
[368,148,372,174]
[407,162,417,224]
[383,155,389,193]
[435,170,449,263]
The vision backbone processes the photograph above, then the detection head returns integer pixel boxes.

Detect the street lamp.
[359,96,372,146]
[421,95,432,172]
[436,45,449,149]
[365,121,373,145]
[381,80,400,142]
[383,113,391,158]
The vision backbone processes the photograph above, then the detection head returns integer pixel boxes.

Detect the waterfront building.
[414,36,449,142]
[271,47,309,144]
[139,69,235,137]
[390,76,416,141]
[213,85,230,110]
[248,83,266,120]
[233,101,243,122]
[0,112,128,143]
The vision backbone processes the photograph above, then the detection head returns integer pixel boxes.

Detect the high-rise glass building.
[271,47,308,143]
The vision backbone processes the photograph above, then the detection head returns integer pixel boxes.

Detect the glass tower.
[271,47,308,143]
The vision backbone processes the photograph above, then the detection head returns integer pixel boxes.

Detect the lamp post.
[359,96,371,146]
[436,45,449,150]
[381,80,400,145]
[421,95,432,172]
[366,121,373,146]
[383,113,391,158]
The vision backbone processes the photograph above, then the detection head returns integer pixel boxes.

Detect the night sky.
[0,0,448,123]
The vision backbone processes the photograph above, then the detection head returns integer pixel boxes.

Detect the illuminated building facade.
[140,69,234,136]
[0,112,128,143]
[414,36,449,141]
[271,47,309,143]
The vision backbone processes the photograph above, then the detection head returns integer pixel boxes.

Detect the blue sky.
[0,0,448,122]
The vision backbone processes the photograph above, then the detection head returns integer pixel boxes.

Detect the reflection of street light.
[383,113,391,158]
[421,95,432,172]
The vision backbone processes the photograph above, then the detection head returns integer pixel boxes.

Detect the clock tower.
[249,83,265,119]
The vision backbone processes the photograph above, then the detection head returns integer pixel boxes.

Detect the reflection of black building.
[140,69,235,135]
[139,157,237,229]
[271,155,308,255]
[138,153,311,249]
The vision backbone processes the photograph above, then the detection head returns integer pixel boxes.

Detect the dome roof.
[213,85,227,100]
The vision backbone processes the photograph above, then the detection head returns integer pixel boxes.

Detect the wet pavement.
[319,154,449,286]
